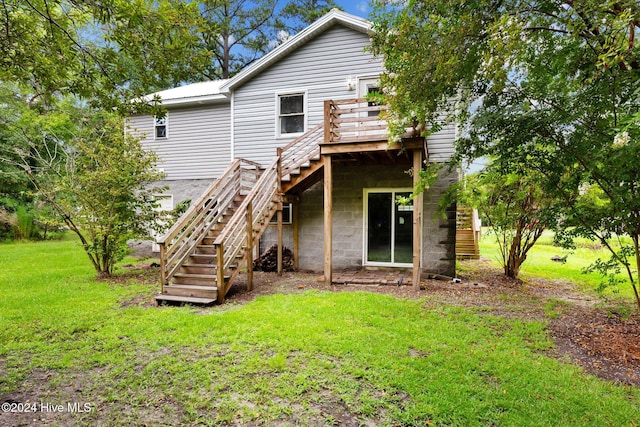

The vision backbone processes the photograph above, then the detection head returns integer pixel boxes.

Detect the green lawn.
[1,238,639,425]
[478,231,639,303]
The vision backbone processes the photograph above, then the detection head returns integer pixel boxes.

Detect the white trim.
[275,90,308,139]
[363,188,415,268]
[219,10,372,94]
[356,75,381,98]
[159,94,228,107]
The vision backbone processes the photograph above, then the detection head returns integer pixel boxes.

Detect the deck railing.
[324,98,389,144]
[157,158,261,286]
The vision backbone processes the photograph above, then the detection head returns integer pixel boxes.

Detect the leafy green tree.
[371,0,640,308]
[3,105,164,276]
[460,165,556,279]
[0,0,210,110]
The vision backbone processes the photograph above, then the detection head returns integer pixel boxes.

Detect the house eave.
[160,94,229,107]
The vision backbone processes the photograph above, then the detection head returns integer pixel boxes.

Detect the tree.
[3,103,164,276]
[198,0,285,79]
[371,0,640,309]
[280,0,341,33]
[460,163,556,279]
[0,0,210,110]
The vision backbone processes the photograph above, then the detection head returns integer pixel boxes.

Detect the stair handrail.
[213,157,281,300]
[278,123,324,180]
[158,158,261,286]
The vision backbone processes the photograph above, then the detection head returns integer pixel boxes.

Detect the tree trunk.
[632,236,640,310]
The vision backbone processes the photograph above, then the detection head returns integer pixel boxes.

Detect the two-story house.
[127,9,459,304]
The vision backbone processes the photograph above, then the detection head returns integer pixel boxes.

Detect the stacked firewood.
[253,245,295,272]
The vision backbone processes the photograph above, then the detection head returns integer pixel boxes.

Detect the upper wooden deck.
[320,98,424,155]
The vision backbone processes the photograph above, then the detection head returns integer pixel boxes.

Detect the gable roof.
[218,9,372,94]
[144,9,371,106]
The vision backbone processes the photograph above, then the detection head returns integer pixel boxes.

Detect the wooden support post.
[216,242,225,303]
[293,199,299,270]
[159,244,167,287]
[323,154,333,286]
[246,201,253,291]
[413,149,423,291]
[277,208,283,275]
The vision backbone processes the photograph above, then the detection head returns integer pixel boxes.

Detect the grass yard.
[478,231,640,304]
[1,238,639,426]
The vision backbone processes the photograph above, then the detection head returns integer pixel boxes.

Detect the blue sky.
[333,0,371,18]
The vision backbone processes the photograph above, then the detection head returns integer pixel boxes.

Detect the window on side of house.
[269,203,293,224]
[278,93,305,136]
[154,115,167,139]
[367,86,381,117]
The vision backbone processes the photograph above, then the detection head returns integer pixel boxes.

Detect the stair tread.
[183,263,216,268]
[165,284,218,290]
[155,294,216,304]
[174,273,217,279]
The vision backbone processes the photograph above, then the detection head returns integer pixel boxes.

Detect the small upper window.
[155,116,167,139]
[366,85,381,117]
[278,93,305,136]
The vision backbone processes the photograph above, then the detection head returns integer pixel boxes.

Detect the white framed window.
[154,115,167,139]
[269,203,293,224]
[277,92,306,137]
[358,77,381,118]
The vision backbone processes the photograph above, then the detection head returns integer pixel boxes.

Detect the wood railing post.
[276,147,283,193]
[246,201,253,291]
[216,242,225,303]
[324,100,331,143]
[159,243,167,287]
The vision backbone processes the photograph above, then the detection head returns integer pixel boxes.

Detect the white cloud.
[356,1,369,13]
[268,30,291,49]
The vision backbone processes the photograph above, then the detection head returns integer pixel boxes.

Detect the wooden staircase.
[456,207,481,260]
[155,123,326,305]
[155,158,280,304]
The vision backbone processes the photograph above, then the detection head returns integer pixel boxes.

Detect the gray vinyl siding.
[233,25,385,165]
[427,122,457,162]
[127,104,231,180]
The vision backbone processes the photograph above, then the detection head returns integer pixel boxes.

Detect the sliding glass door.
[365,189,413,266]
